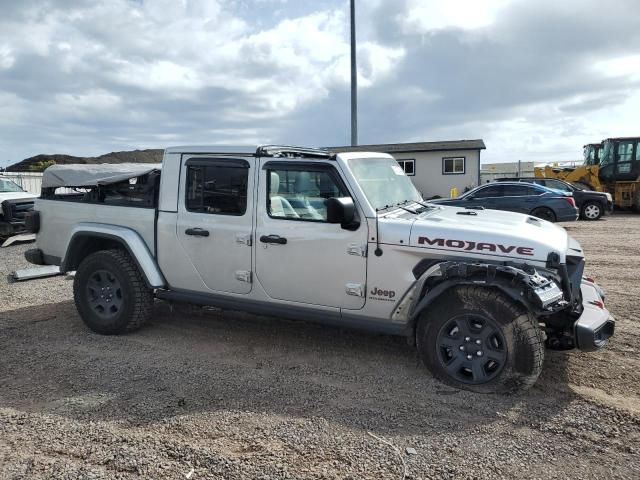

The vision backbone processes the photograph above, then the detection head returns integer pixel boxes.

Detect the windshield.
[347,157,422,210]
[600,141,613,167]
[0,178,25,193]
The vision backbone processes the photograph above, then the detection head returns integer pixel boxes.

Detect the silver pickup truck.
[24,145,615,393]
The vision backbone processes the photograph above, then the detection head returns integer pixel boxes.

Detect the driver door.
[254,161,368,310]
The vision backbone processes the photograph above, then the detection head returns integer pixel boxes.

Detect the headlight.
[605,193,612,202]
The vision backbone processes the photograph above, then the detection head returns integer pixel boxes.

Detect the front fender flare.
[403,261,554,335]
[61,222,166,288]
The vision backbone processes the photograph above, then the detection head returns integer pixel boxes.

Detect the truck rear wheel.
[73,249,153,335]
[416,286,544,394]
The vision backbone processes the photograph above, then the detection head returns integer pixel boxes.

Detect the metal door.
[254,160,368,309]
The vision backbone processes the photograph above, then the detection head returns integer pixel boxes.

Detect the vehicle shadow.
[0,299,577,437]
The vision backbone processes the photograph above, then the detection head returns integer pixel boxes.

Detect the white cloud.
[55,89,122,112]
[402,0,512,33]
[0,45,15,69]
[595,54,640,81]
[1,0,640,166]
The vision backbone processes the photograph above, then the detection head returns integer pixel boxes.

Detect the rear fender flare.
[61,223,165,288]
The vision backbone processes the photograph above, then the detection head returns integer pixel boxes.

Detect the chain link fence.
[0,172,44,195]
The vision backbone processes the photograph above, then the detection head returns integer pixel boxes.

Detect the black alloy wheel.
[74,249,153,334]
[436,314,507,385]
[86,269,124,319]
[416,286,545,394]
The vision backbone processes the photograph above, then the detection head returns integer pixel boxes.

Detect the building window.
[396,159,415,176]
[443,157,465,175]
[186,163,249,215]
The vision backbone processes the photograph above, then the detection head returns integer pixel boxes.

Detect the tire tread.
[417,285,545,394]
[73,249,153,334]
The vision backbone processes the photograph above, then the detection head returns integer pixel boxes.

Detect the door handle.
[185,228,210,237]
[260,234,287,245]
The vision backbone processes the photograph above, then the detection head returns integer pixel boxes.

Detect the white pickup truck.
[24,145,614,393]
[0,177,37,238]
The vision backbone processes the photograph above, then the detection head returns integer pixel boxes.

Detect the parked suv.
[24,146,614,393]
[429,182,579,222]
[495,177,612,220]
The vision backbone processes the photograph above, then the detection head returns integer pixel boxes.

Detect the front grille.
[1,200,35,223]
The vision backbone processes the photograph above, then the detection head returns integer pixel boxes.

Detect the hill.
[6,149,163,172]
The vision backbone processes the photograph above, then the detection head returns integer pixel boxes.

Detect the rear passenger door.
[176,157,254,294]
[495,184,535,213]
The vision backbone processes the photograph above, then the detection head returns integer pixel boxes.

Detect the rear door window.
[186,162,249,216]
[501,185,531,197]
[544,180,572,192]
[471,185,503,198]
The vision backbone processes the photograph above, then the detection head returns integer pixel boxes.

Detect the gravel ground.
[1,214,639,479]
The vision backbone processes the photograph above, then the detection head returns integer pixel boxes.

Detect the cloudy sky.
[1,0,639,167]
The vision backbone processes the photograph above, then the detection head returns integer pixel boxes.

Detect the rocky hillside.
[6,149,163,172]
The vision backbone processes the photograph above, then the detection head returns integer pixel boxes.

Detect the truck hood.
[0,191,37,203]
[384,205,571,264]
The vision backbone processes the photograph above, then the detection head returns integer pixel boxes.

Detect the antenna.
[374,208,383,257]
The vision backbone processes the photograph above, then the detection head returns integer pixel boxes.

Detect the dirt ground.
[1,214,639,479]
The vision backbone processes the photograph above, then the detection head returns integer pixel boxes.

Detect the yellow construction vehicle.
[535,137,640,210]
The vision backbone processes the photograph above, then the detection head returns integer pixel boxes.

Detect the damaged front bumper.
[574,280,615,352]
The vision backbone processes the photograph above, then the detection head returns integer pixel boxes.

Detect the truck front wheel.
[416,286,544,394]
[73,249,153,335]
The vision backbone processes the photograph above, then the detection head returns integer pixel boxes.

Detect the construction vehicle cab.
[536,137,640,210]
[598,137,640,209]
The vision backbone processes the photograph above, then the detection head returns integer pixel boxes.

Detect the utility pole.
[350,0,358,146]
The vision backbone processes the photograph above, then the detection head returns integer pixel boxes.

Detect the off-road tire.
[530,207,557,223]
[416,286,544,394]
[580,201,603,220]
[74,249,153,335]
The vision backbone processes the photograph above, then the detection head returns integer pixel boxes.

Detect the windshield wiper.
[399,205,419,214]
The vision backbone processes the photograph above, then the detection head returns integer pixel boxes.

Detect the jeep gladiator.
[24,145,615,393]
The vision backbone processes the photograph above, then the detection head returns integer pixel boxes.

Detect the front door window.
[266,168,347,221]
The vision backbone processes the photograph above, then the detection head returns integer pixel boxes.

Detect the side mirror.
[325,197,358,228]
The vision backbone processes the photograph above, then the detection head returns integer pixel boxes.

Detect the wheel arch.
[405,261,543,337]
[62,223,165,288]
[529,205,556,221]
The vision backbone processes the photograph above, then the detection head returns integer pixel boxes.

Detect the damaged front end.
[397,256,614,352]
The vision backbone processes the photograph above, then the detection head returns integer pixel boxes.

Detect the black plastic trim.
[185,157,250,168]
[575,319,615,352]
[155,288,405,335]
[262,161,335,171]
